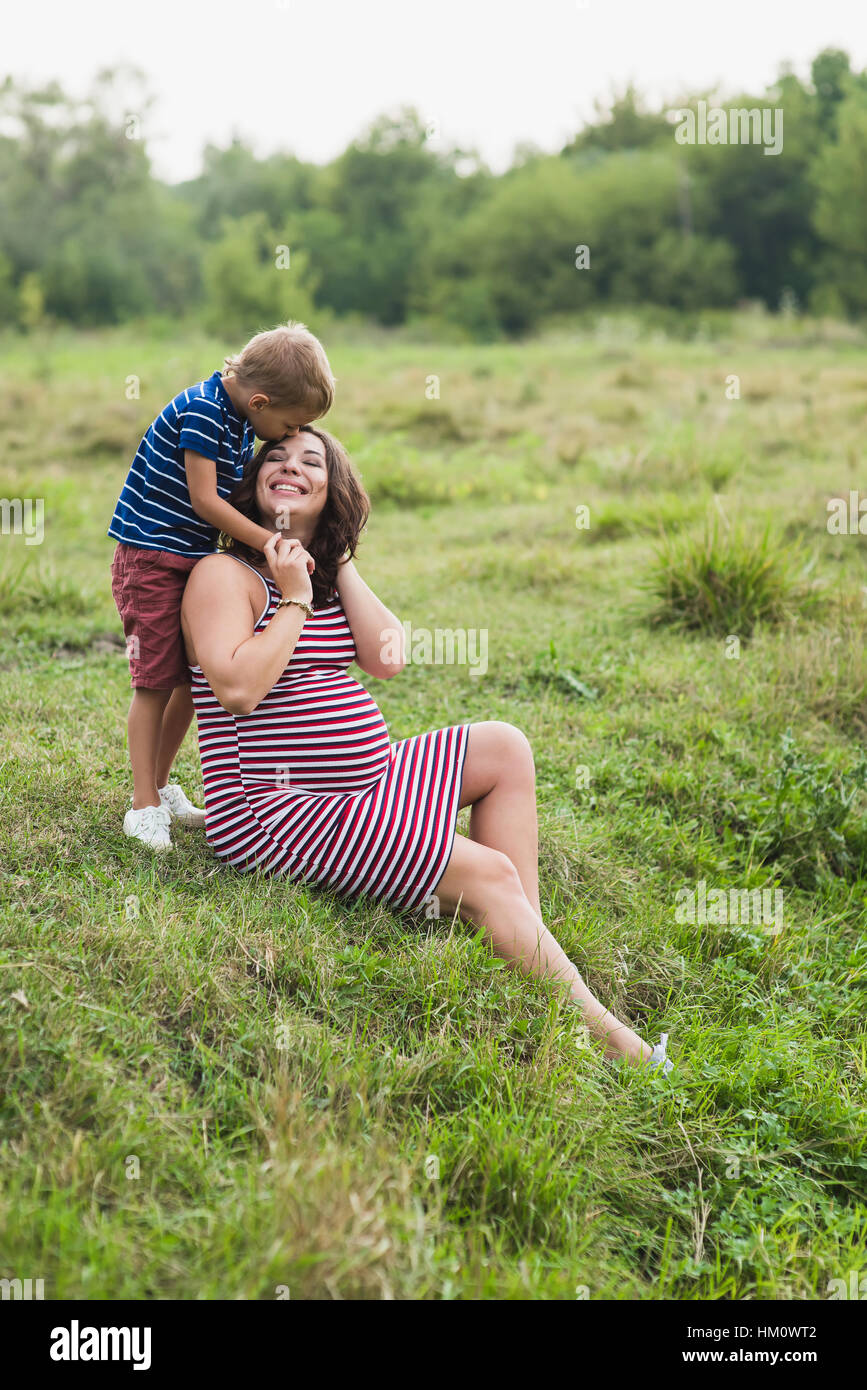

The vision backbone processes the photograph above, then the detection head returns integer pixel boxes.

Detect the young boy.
[109,320,335,851]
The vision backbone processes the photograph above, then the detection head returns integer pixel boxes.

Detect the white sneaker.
[123,803,173,852]
[158,783,206,828]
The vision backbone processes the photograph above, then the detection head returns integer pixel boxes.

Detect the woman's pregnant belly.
[235,667,393,795]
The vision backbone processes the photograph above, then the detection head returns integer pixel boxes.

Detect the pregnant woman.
[180,427,672,1074]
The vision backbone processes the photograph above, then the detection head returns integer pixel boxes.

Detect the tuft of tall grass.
[645,519,819,637]
[0,562,94,617]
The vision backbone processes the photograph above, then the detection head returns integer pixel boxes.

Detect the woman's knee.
[474,720,535,772]
[478,845,524,897]
[494,721,535,783]
[439,840,525,918]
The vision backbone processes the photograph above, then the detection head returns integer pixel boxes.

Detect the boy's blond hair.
[224,321,335,417]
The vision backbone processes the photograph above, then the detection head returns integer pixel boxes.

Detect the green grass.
[1,311,866,1300]
[646,519,821,637]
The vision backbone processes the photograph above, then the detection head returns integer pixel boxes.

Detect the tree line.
[1,50,866,339]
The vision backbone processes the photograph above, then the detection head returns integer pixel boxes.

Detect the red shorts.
[110,542,200,690]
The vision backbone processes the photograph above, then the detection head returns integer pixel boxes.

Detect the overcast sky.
[5,1,865,182]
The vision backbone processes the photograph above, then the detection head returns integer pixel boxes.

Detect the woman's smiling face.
[255,431,329,535]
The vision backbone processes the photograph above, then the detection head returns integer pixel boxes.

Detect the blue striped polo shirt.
[108,371,256,556]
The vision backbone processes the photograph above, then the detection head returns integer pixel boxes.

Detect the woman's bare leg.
[459,722,541,914]
[433,833,652,1065]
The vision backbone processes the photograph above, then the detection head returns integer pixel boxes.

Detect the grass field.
[1,310,866,1300]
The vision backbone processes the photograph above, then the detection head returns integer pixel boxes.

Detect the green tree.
[17,271,46,330]
[561,84,672,157]
[683,74,821,307]
[0,250,16,326]
[179,140,316,237]
[811,90,867,312]
[811,49,864,138]
[0,72,200,325]
[201,212,318,337]
[419,149,735,335]
[645,230,739,308]
[309,109,451,323]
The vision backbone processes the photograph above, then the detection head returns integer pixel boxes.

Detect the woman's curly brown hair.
[217,425,369,607]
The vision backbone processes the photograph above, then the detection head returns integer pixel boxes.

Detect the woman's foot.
[645,1033,673,1076]
[123,803,172,851]
[158,783,206,827]
[608,1032,673,1075]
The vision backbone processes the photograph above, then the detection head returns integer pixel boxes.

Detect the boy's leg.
[128,687,172,809]
[156,683,196,789]
[112,544,199,823]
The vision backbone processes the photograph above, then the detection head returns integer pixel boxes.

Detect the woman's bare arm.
[182,543,311,716]
[336,558,405,679]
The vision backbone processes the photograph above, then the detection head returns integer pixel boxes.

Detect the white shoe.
[123,803,173,852]
[647,1033,673,1077]
[158,783,206,827]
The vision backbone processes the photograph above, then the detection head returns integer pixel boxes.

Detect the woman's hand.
[264,533,314,603]
[182,551,312,718]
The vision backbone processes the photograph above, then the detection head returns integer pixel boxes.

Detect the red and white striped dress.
[189,556,469,912]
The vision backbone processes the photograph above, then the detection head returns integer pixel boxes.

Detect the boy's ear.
[248,392,271,412]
